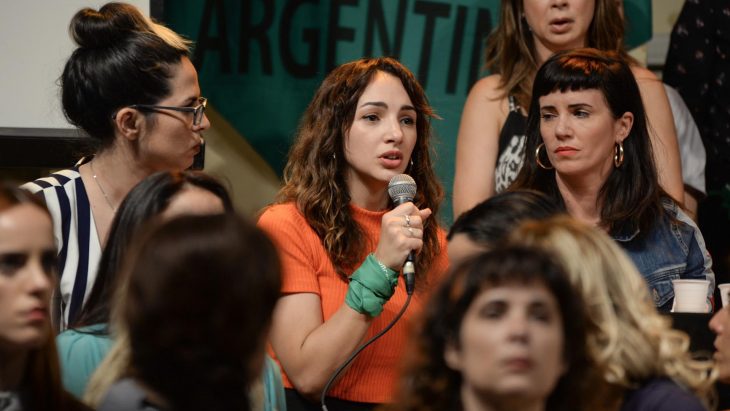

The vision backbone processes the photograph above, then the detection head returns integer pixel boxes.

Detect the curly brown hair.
[385,246,595,411]
[276,57,444,282]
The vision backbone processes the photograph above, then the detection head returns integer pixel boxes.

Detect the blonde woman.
[509,216,715,411]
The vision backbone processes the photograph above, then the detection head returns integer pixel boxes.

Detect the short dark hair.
[124,214,281,411]
[448,189,559,244]
[388,246,592,411]
[61,2,191,151]
[511,48,665,237]
[71,171,233,330]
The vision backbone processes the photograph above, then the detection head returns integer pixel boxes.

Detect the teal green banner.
[164,0,651,221]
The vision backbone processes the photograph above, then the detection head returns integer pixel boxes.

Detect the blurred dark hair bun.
[69,2,152,48]
[61,2,191,146]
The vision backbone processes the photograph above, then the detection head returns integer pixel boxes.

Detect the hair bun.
[69,3,152,48]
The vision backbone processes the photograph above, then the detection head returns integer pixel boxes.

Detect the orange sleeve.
[257,204,322,295]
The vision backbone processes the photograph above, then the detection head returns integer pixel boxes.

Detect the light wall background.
[635,0,686,70]
[0,1,149,130]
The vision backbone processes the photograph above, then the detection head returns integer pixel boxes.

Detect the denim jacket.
[614,199,714,313]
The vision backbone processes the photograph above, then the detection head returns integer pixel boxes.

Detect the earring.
[535,143,553,170]
[614,142,624,168]
[405,157,415,174]
[521,13,532,32]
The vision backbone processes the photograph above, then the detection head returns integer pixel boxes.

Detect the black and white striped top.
[22,168,101,331]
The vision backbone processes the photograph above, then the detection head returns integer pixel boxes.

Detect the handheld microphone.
[388,174,417,295]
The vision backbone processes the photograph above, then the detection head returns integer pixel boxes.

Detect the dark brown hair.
[386,246,593,411]
[123,214,281,411]
[510,48,665,237]
[61,2,191,151]
[71,171,233,331]
[447,189,559,244]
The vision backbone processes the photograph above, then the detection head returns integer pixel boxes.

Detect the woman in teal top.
[55,171,234,397]
[56,171,286,410]
[56,324,113,398]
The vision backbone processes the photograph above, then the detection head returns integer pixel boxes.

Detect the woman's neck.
[461,386,545,411]
[556,174,603,227]
[532,36,588,67]
[347,179,389,211]
[88,147,151,207]
[534,42,555,68]
[0,350,27,391]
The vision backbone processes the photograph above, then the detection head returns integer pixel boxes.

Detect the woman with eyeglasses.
[22,2,210,330]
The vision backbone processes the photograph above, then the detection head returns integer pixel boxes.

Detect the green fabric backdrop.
[164,0,651,222]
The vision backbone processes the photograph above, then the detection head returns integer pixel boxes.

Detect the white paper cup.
[719,284,730,308]
[672,279,710,313]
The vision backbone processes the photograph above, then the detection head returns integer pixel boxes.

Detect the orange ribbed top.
[257,202,448,404]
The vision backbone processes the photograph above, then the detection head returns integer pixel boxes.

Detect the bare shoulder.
[463,74,510,119]
[629,65,670,103]
[630,65,661,83]
[469,74,506,100]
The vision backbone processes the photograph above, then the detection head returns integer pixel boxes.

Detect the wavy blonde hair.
[83,283,132,407]
[509,216,716,409]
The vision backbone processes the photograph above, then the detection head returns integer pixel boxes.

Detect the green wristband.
[345,254,399,317]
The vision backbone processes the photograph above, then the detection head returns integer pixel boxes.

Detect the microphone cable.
[320,291,413,411]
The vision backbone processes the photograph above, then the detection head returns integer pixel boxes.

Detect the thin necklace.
[89,161,117,212]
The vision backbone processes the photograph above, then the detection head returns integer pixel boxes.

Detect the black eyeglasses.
[114,97,208,126]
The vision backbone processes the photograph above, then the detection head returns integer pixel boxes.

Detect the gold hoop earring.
[614,142,624,168]
[535,143,553,170]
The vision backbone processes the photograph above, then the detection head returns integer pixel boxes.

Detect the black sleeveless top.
[495,96,527,192]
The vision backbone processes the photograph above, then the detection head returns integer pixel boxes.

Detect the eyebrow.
[481,296,552,305]
[540,103,593,110]
[359,101,417,112]
[174,95,200,106]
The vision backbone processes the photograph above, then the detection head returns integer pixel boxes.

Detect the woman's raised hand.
[374,202,432,271]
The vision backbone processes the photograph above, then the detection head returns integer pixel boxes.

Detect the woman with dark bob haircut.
[510,48,714,312]
[453,0,683,218]
[96,213,281,411]
[0,184,90,411]
[386,246,594,411]
[22,2,210,330]
[55,170,233,399]
[258,57,449,409]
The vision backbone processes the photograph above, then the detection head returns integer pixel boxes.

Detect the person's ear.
[444,341,462,371]
[615,112,634,143]
[113,107,144,142]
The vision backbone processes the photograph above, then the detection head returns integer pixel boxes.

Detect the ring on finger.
[404,215,411,227]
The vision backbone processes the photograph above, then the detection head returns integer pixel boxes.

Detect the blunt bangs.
[534,56,611,99]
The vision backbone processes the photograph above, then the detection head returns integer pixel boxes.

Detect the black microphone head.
[388,174,417,205]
